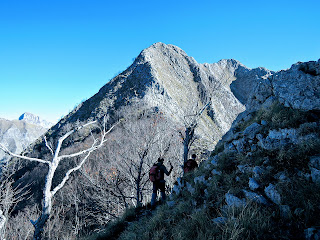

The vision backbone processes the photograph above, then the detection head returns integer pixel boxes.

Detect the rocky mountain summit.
[36,43,273,154]
[18,112,53,129]
[0,114,51,166]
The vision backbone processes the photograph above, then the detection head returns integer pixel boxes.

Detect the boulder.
[310,168,320,185]
[309,155,320,170]
[249,178,260,190]
[238,164,252,174]
[253,166,265,179]
[232,138,246,153]
[305,227,320,240]
[243,122,262,139]
[279,205,291,219]
[211,169,222,176]
[225,193,246,207]
[264,184,281,205]
[243,190,268,205]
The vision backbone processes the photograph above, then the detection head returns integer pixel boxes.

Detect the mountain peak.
[18,112,53,129]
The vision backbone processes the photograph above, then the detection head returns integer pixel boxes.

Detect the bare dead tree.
[0,164,30,240]
[109,102,181,207]
[181,101,211,164]
[0,118,119,240]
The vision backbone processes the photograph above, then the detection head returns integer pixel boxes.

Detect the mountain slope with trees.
[1,43,318,239]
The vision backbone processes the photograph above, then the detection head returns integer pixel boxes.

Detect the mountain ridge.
[4,42,319,239]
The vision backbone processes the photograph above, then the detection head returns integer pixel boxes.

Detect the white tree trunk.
[0,119,119,240]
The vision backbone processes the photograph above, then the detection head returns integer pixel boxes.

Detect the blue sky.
[1,0,319,123]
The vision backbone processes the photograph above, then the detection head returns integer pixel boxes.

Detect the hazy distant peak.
[18,112,53,129]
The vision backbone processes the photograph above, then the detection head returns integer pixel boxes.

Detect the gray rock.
[261,120,268,126]
[225,193,246,207]
[274,172,288,182]
[224,142,236,153]
[264,184,281,205]
[210,155,219,166]
[243,122,262,139]
[253,166,265,179]
[172,185,181,195]
[305,227,320,240]
[309,155,320,170]
[204,189,209,198]
[279,205,291,219]
[211,169,222,176]
[310,168,320,184]
[186,182,195,195]
[233,138,247,153]
[249,178,260,190]
[237,164,252,174]
[294,208,304,217]
[273,60,320,111]
[194,175,207,185]
[250,144,257,152]
[243,190,268,205]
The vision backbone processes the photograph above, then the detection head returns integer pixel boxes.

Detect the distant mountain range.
[18,112,53,129]
[0,113,52,165]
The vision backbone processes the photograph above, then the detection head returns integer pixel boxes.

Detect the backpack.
[149,165,161,182]
[184,160,195,173]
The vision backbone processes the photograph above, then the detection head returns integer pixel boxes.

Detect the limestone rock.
[243,122,262,139]
[249,178,260,190]
[279,205,291,219]
[309,155,320,170]
[225,193,246,207]
[310,168,320,185]
[243,190,268,205]
[264,184,281,205]
[211,169,222,176]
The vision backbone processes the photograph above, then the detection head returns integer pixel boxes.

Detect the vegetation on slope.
[88,102,320,240]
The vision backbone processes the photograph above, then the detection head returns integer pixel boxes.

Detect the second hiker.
[183,153,198,173]
[150,158,173,208]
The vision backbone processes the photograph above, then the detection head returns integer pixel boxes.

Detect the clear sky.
[1,0,319,123]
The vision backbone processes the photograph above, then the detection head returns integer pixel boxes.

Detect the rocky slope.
[7,43,319,239]
[29,43,272,157]
[93,59,320,240]
[0,113,51,166]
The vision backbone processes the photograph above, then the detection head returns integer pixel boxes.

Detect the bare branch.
[0,143,50,165]
[58,120,120,160]
[44,136,54,156]
[0,209,6,232]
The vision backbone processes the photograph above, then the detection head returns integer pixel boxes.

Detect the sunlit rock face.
[0,114,50,165]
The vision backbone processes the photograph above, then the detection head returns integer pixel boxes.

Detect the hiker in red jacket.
[183,154,198,173]
[150,158,173,208]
